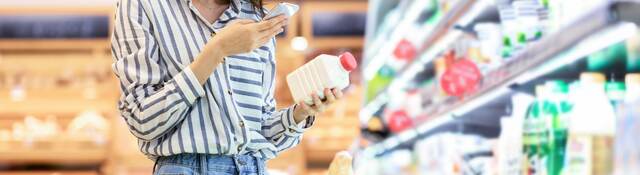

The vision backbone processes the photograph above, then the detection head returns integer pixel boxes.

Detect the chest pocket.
[226,51,266,123]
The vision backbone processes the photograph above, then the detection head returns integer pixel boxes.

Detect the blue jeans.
[154,154,268,175]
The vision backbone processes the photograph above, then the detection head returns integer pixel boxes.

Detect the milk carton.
[287,52,357,104]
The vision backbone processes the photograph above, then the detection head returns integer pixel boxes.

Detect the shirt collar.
[183,0,244,9]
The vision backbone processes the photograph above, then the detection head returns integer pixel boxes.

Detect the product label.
[523,117,548,144]
[393,39,417,61]
[565,136,593,175]
[440,59,482,97]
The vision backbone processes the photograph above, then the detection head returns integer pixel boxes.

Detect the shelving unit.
[0,6,115,174]
[0,142,107,165]
[360,0,479,125]
[359,0,640,158]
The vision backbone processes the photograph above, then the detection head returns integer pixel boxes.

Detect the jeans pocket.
[156,163,196,175]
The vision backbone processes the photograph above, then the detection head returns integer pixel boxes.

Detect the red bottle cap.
[339,52,358,72]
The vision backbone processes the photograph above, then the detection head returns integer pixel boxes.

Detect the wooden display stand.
[0,2,367,174]
[0,6,118,175]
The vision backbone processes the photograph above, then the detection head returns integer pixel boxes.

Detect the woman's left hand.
[293,88,343,123]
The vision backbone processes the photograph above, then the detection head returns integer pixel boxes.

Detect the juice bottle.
[564,72,615,175]
[543,80,571,175]
[523,85,548,175]
[614,74,640,175]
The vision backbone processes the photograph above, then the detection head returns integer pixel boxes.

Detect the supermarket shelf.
[0,87,118,116]
[0,99,116,116]
[0,39,110,51]
[361,1,640,157]
[360,0,495,125]
[0,171,98,175]
[362,0,477,83]
[0,142,107,165]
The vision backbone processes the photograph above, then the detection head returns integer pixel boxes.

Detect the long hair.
[249,0,265,17]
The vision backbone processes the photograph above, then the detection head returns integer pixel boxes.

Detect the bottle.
[365,65,395,102]
[626,33,640,72]
[498,94,534,175]
[523,85,547,175]
[287,52,357,104]
[564,73,615,175]
[498,5,517,59]
[606,82,626,108]
[543,80,571,175]
[613,74,640,175]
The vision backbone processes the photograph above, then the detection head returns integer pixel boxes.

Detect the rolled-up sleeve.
[259,39,315,154]
[111,0,204,141]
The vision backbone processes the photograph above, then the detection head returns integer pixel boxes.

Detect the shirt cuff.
[282,105,315,136]
[172,67,206,105]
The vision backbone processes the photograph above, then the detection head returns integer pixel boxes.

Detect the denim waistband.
[155,154,266,175]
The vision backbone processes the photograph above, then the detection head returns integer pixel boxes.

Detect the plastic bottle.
[606,82,626,108]
[564,72,615,175]
[287,52,357,104]
[513,0,543,41]
[543,80,571,175]
[523,85,547,175]
[498,5,516,58]
[627,33,640,72]
[497,94,534,175]
[614,74,640,175]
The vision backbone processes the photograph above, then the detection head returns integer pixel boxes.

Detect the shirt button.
[210,32,216,37]
[239,121,245,127]
[237,147,242,152]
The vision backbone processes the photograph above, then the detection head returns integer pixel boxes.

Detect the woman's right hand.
[209,15,287,56]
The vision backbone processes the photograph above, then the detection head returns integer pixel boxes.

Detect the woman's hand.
[208,15,287,56]
[189,15,286,86]
[293,88,344,124]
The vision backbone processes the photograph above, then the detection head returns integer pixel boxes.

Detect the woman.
[111,0,342,174]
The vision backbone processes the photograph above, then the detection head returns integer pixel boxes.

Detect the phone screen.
[264,3,299,20]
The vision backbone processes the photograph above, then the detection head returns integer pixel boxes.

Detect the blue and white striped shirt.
[110,0,313,160]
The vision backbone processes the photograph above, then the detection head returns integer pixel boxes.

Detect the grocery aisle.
[355,0,640,174]
[2,0,640,175]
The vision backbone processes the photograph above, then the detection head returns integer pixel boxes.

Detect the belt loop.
[233,155,242,174]
[199,154,207,175]
[256,156,264,175]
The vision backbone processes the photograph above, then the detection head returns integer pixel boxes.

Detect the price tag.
[387,110,413,133]
[440,59,482,97]
[393,39,417,61]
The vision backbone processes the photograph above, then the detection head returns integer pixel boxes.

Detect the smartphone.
[264,2,299,20]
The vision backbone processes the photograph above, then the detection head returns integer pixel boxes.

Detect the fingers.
[333,88,343,99]
[299,101,316,116]
[229,19,255,25]
[311,93,325,112]
[258,19,286,37]
[254,27,283,47]
[255,15,286,31]
[325,88,336,104]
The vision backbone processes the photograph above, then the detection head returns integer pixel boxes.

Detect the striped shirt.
[110,0,314,160]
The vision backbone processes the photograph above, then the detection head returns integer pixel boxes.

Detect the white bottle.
[287,52,357,104]
[565,72,616,175]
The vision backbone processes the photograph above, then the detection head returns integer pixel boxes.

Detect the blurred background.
[1,0,640,175]
[0,0,364,174]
